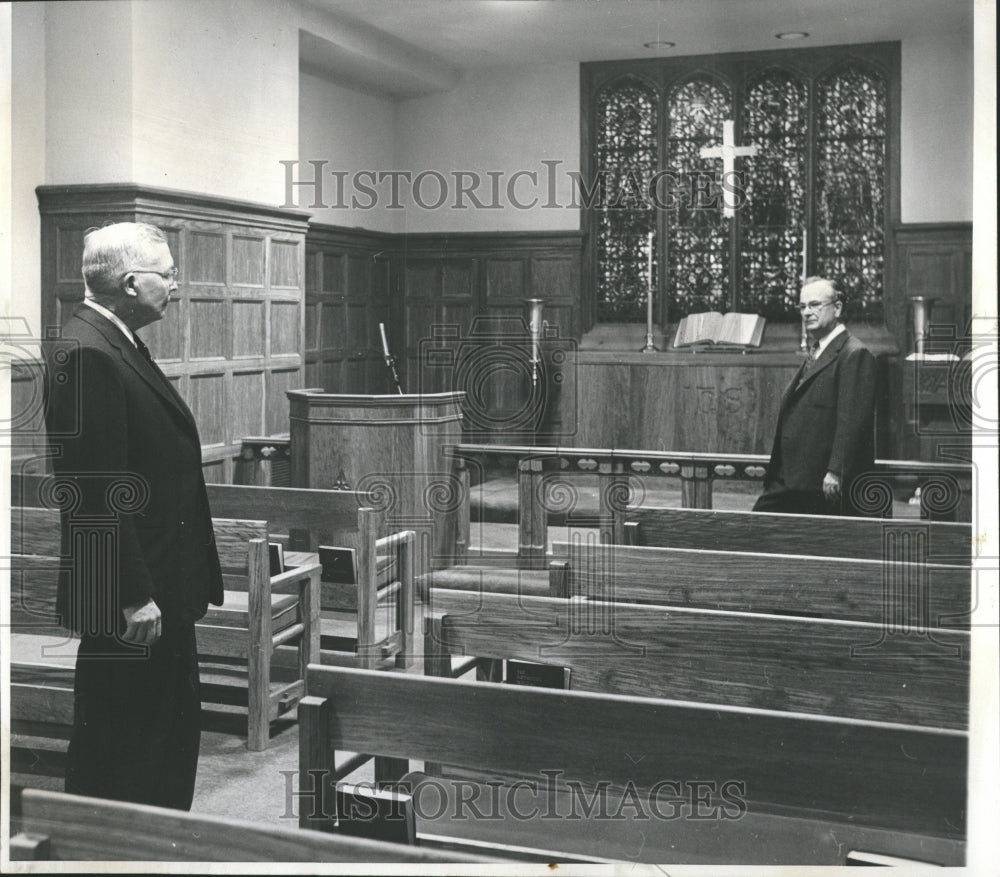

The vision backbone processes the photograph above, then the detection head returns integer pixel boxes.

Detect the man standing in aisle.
[754,276,877,516]
[45,222,223,809]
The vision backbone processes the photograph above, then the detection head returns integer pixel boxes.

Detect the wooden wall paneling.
[397,232,584,442]
[304,225,394,395]
[270,299,301,357]
[267,368,301,435]
[563,354,802,453]
[37,185,310,482]
[187,371,227,448]
[232,299,266,358]
[485,257,527,301]
[230,369,267,443]
[370,256,394,392]
[892,224,973,355]
[889,222,973,460]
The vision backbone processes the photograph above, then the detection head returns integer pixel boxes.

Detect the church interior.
[4,0,996,868]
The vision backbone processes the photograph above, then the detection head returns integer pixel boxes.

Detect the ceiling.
[302,0,972,87]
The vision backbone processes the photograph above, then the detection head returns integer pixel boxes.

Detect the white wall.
[10,2,47,336]
[15,2,976,250]
[393,63,581,233]
[44,0,134,185]
[131,0,299,204]
[901,31,974,223]
[299,69,398,232]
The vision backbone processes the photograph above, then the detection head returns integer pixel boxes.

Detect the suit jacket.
[44,305,223,635]
[765,329,876,498]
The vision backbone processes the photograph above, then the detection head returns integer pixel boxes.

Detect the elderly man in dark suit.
[44,222,223,810]
[754,276,876,516]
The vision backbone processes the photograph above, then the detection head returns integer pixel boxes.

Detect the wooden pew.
[204,484,416,670]
[299,665,966,865]
[205,482,360,553]
[424,589,968,728]
[9,787,495,863]
[13,478,416,669]
[9,505,321,752]
[548,539,971,628]
[627,505,973,565]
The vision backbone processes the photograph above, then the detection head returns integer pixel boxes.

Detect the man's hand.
[822,471,842,502]
[123,598,162,645]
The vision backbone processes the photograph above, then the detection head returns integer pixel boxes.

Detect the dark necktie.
[797,344,819,386]
[133,332,192,425]
[133,333,173,392]
[134,333,154,363]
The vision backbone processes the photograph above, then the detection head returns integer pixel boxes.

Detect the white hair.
[801,276,841,303]
[82,222,168,299]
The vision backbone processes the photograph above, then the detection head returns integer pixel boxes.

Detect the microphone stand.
[379,322,404,394]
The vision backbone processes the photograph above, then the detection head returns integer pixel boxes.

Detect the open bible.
[673,311,766,349]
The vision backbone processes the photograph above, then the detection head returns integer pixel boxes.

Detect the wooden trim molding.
[36,183,312,232]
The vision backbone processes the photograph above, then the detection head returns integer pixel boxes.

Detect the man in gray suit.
[754,276,877,516]
[45,222,223,809]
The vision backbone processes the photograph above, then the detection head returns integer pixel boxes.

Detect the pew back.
[628,505,973,564]
[426,589,969,728]
[551,540,971,628]
[300,665,966,863]
[9,787,492,863]
[205,483,367,551]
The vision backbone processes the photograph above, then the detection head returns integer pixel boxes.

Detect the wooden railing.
[448,443,974,568]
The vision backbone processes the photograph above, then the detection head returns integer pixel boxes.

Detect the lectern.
[287,391,465,572]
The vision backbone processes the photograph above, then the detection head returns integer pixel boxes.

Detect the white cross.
[699,119,758,217]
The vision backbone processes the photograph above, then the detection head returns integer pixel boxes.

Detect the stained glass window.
[664,77,733,318]
[740,69,809,320]
[815,64,886,323]
[594,76,658,322]
[587,47,892,326]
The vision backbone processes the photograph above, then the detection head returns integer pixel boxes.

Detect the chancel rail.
[448,443,973,567]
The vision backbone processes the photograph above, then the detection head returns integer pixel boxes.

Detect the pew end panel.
[199,520,322,750]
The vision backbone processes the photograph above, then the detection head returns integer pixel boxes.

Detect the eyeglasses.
[797,299,838,312]
[126,266,179,281]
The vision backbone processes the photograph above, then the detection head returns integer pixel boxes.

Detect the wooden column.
[598,460,628,545]
[680,464,713,509]
[517,457,546,569]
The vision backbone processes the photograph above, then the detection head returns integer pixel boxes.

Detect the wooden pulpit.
[287,391,465,572]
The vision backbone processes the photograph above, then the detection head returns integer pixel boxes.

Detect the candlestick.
[647,231,654,287]
[641,231,658,353]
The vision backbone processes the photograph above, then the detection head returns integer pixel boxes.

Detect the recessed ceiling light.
[644,40,676,49]
[776,32,809,40]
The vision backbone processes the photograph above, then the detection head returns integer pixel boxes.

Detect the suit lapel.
[74,307,199,436]
[792,331,849,396]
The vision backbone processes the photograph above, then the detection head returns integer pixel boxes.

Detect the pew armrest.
[548,560,569,597]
